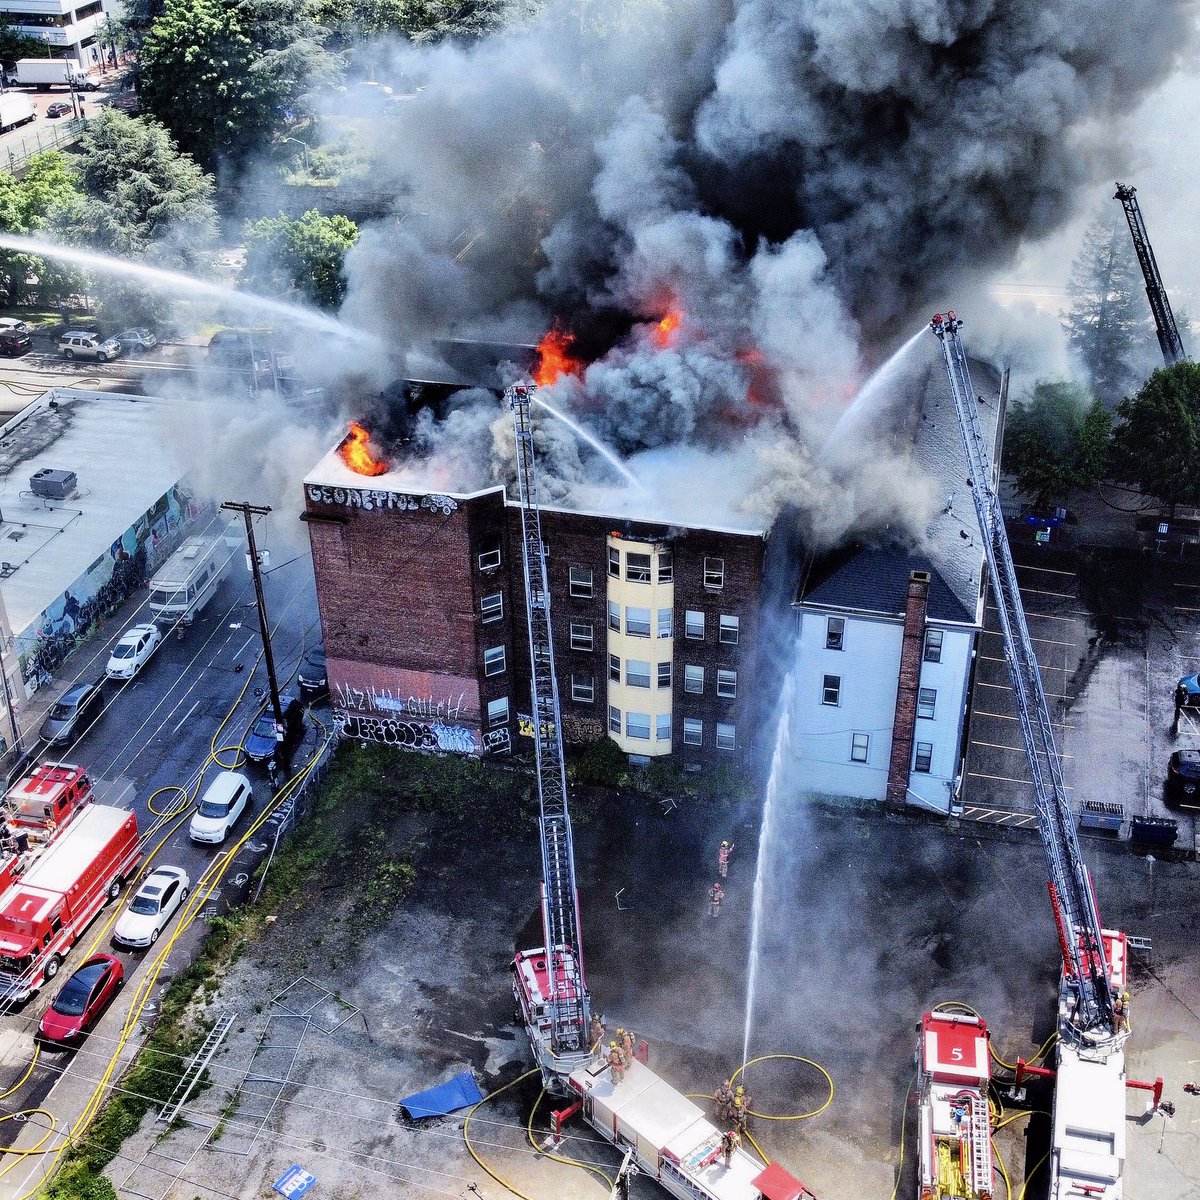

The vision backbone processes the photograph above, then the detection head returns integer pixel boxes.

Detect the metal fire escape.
[1115,183,1186,366]
[508,382,591,1060]
[930,314,1118,1046]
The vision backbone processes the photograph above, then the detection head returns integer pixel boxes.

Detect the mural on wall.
[18,484,201,691]
[328,659,481,755]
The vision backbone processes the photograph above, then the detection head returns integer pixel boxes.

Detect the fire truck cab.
[4,761,92,844]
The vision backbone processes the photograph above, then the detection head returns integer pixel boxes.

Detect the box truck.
[13,59,92,90]
[0,95,35,131]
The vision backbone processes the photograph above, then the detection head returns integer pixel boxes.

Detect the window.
[487,697,509,728]
[656,713,671,742]
[477,547,501,571]
[719,614,739,645]
[822,674,841,706]
[826,616,845,650]
[716,723,736,750]
[480,592,503,623]
[658,609,673,639]
[684,665,704,694]
[483,645,506,676]
[685,610,705,639]
[704,557,725,589]
[75,0,103,17]
[657,661,672,689]
[608,600,621,632]
[626,552,651,583]
[569,565,593,597]
[609,705,621,733]
[608,546,621,577]
[626,712,651,740]
[914,742,933,773]
[924,629,944,663]
[609,653,621,683]
[570,620,594,651]
[626,607,651,637]
[571,674,594,703]
[626,660,651,688]
[917,687,937,720]
[717,669,737,699]
[851,732,869,763]
[658,548,673,582]
[683,718,703,746]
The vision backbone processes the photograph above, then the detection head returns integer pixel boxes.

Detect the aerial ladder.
[1114,183,1186,366]
[507,382,593,1093]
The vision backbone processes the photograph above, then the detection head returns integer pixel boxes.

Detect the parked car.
[1166,749,1200,804]
[0,318,29,334]
[106,622,162,680]
[113,866,190,947]
[58,331,122,362]
[189,771,252,844]
[113,328,157,354]
[243,693,305,763]
[297,646,327,702]
[208,328,275,366]
[39,679,103,744]
[38,954,124,1043]
[45,102,72,119]
[0,331,31,356]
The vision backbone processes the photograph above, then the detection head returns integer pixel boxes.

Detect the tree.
[1062,214,1147,406]
[312,0,510,45]
[241,209,358,308]
[1003,381,1110,510]
[0,152,82,304]
[0,18,54,65]
[1111,361,1200,512]
[139,0,337,172]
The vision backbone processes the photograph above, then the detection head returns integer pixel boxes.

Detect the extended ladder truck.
[506,383,812,1200]
[929,313,1137,1200]
[1114,184,1186,367]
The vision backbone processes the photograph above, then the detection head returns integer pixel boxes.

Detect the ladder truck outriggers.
[930,313,1136,1200]
[506,383,812,1200]
[1114,183,1186,366]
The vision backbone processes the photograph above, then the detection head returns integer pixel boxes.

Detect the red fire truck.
[4,761,93,845]
[0,804,139,1002]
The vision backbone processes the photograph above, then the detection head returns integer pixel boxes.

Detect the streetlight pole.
[282,137,309,173]
[220,501,284,734]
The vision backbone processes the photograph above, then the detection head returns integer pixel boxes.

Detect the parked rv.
[147,534,231,628]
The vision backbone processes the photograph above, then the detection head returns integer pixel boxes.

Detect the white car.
[106,623,162,680]
[189,771,252,844]
[113,866,190,948]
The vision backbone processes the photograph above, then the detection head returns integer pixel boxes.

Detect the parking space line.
[976,675,1070,698]
[1020,588,1077,599]
[981,629,1077,647]
[1014,564,1076,576]
[986,606,1078,624]
[973,709,1072,730]
[1175,606,1200,614]
[973,739,1074,758]
[968,768,1074,790]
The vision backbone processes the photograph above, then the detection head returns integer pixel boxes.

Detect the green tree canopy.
[1003,380,1111,510]
[312,0,510,44]
[1062,214,1147,406]
[0,18,55,64]
[139,0,338,171]
[241,208,358,309]
[0,152,82,304]
[1111,361,1200,512]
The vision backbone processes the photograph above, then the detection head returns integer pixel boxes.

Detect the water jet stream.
[532,395,642,490]
[822,325,927,451]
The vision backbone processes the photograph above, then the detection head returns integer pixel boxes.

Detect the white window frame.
[477,548,501,571]
[626,552,651,583]
[608,653,621,682]
[657,548,673,582]
[851,732,869,763]
[924,628,944,663]
[914,741,933,773]
[657,661,672,689]
[626,606,651,638]
[571,674,594,703]
[626,711,651,741]
[569,620,593,652]
[657,609,673,639]
[684,665,704,695]
[917,687,937,720]
[608,546,620,577]
[487,697,509,728]
[719,614,739,645]
[569,565,593,598]
[704,557,725,589]
[822,674,841,706]
[608,601,621,632]
[716,723,736,751]
[480,592,503,623]
[609,705,621,733]
[826,616,844,651]
[656,713,671,742]
[717,669,737,699]
[683,717,703,746]
[685,610,705,640]
[483,645,506,677]
[626,659,651,688]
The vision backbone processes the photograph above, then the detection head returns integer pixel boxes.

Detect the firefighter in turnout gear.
[714,1080,734,1123]
[732,1086,750,1131]
[721,1127,741,1168]
[589,1013,605,1052]
[620,1027,635,1068]
[608,1042,626,1086]
[709,882,725,917]
[718,840,734,878]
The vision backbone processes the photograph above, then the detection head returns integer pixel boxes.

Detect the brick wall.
[885,571,930,809]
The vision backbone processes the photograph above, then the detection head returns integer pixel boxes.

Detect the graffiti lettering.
[307,485,459,515]
[334,710,480,755]
[561,715,606,746]
[517,713,556,740]
[331,681,468,721]
[482,727,511,755]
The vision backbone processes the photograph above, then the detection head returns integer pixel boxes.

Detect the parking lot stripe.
[973,709,1072,729]
[1020,588,1076,599]
[1015,564,1076,576]
[973,739,1075,758]
[1175,606,1200,614]
[981,630,1077,648]
[986,606,1078,624]
[968,768,1073,789]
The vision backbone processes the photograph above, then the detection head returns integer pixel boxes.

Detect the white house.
[791,350,1006,814]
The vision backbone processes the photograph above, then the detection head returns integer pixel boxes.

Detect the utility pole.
[221,502,283,731]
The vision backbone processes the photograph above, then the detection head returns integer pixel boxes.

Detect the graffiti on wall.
[517,712,558,741]
[18,485,201,691]
[482,727,511,755]
[562,714,606,746]
[307,484,459,515]
[332,680,469,721]
[335,710,480,754]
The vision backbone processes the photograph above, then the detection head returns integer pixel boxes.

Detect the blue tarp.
[401,1070,484,1119]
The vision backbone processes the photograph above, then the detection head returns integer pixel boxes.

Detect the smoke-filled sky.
[266,0,1193,547]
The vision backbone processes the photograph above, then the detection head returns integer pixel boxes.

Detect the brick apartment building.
[302,451,765,768]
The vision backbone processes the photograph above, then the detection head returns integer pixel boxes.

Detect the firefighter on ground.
[713,1079,734,1123]
[709,882,725,918]
[718,840,734,878]
[608,1041,626,1086]
[721,1127,742,1168]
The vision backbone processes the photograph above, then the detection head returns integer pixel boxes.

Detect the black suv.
[1166,750,1200,805]
[297,647,326,702]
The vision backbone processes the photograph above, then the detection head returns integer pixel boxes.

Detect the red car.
[38,954,124,1044]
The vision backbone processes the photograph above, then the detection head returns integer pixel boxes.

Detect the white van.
[189,772,252,844]
[148,534,230,627]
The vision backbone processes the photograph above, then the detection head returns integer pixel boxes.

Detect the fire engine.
[0,804,139,1002]
[3,761,93,845]
[916,1011,993,1200]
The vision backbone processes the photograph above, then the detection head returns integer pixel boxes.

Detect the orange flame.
[339,419,389,477]
[654,310,682,348]
[534,326,584,387]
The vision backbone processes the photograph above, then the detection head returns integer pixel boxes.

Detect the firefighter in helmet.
[731,1085,750,1130]
[619,1027,635,1067]
[718,839,734,878]
[589,1012,605,1052]
[709,882,725,918]
[721,1126,741,1167]
[608,1041,626,1086]
[713,1079,734,1123]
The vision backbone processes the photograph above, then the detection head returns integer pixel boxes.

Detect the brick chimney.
[885,570,931,811]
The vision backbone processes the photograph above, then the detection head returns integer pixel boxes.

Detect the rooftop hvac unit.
[29,469,77,501]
